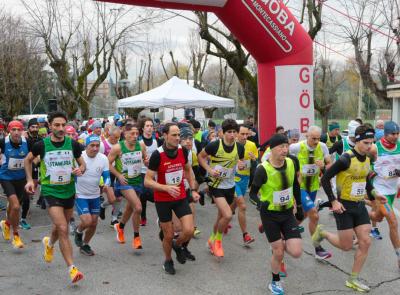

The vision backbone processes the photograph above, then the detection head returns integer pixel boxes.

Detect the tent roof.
[118,76,235,109]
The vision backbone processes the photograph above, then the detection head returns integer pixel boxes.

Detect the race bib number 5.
[273,188,291,206]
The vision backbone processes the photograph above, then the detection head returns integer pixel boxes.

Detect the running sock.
[76,228,83,234]
[5,220,10,227]
[272,272,280,282]
[13,231,19,236]
[209,232,215,242]
[215,231,223,241]
[182,241,189,247]
[48,239,54,247]
[134,232,139,238]
[68,265,75,272]
[243,232,248,238]
[119,223,125,229]
[350,272,358,281]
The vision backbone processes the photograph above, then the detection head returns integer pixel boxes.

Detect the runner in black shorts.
[198,119,245,258]
[316,125,388,292]
[145,122,200,275]
[0,120,29,249]
[249,134,303,295]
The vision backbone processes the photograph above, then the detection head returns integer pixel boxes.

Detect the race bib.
[127,164,141,178]
[50,170,71,185]
[243,160,251,169]
[122,151,142,178]
[302,164,318,176]
[8,158,24,170]
[273,188,291,206]
[350,182,366,199]
[214,165,233,179]
[166,170,183,185]
[382,166,398,179]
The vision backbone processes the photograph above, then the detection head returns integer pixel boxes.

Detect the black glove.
[249,193,261,211]
[295,205,304,222]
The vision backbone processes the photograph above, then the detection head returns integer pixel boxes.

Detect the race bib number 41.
[8,158,24,170]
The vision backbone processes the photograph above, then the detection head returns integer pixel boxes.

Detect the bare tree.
[22,0,160,118]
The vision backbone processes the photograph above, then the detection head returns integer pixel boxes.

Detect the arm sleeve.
[182,147,189,164]
[249,165,268,206]
[321,154,351,202]
[237,143,245,159]
[321,143,330,157]
[292,160,301,206]
[148,150,161,171]
[195,140,202,155]
[366,178,375,201]
[31,141,45,158]
[101,170,111,186]
[72,140,83,158]
[329,140,343,155]
[204,140,219,156]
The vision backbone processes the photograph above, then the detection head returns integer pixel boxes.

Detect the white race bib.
[273,188,292,206]
[122,151,142,178]
[50,170,71,185]
[382,165,397,179]
[8,158,24,170]
[350,182,366,198]
[302,164,318,176]
[244,160,251,169]
[214,165,233,179]
[165,170,183,186]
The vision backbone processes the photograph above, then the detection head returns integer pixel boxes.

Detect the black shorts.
[334,200,370,230]
[44,195,75,209]
[155,198,192,223]
[0,179,27,201]
[260,204,301,243]
[209,187,235,205]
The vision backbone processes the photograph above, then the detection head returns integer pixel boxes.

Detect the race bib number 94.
[273,188,291,206]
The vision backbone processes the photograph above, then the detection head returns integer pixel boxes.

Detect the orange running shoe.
[213,240,224,257]
[114,223,125,243]
[69,266,84,284]
[132,236,142,249]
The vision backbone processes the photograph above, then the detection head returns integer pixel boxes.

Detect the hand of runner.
[237,160,246,170]
[376,195,388,204]
[72,167,84,176]
[118,174,128,185]
[192,191,200,202]
[248,152,256,161]
[331,200,345,214]
[209,168,221,178]
[165,185,181,198]
[144,156,150,167]
[315,160,324,169]
[25,181,35,194]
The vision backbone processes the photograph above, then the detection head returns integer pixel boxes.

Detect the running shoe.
[19,219,31,230]
[243,233,255,245]
[172,240,186,264]
[69,266,84,284]
[42,236,54,263]
[370,228,383,240]
[99,206,106,220]
[140,218,147,226]
[80,245,95,256]
[110,219,119,228]
[183,246,196,261]
[268,281,285,295]
[114,223,125,243]
[315,246,332,260]
[279,261,287,278]
[213,240,224,258]
[311,224,325,247]
[132,236,142,250]
[0,220,10,241]
[12,235,24,249]
[194,227,201,238]
[74,229,83,247]
[345,278,370,292]
[207,238,214,254]
[163,260,176,275]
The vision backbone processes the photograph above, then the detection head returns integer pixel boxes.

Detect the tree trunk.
[80,97,90,119]
[203,107,217,118]
[125,108,145,120]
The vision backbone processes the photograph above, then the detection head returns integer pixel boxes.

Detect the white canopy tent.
[117,76,235,109]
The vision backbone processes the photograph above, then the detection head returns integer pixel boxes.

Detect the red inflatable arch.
[100,0,314,143]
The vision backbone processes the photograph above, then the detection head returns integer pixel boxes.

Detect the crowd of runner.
[0,113,399,294]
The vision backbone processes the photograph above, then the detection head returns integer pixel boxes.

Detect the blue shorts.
[235,175,250,198]
[114,181,143,197]
[301,190,318,213]
[75,197,101,216]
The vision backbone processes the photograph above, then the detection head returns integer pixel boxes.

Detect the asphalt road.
[1,190,400,295]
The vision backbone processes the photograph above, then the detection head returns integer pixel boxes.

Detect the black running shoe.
[172,240,186,264]
[163,260,176,275]
[99,206,106,220]
[80,244,94,256]
[183,246,196,261]
[110,220,119,228]
[74,229,83,247]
